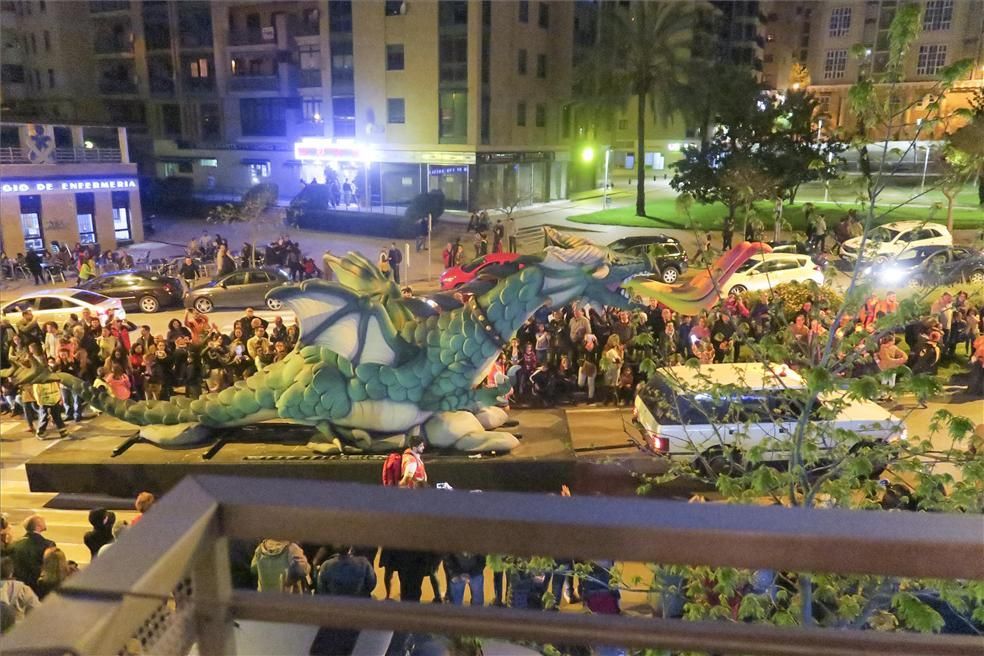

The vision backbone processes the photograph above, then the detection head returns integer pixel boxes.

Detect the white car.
[839,221,952,263]
[633,363,905,472]
[1,288,125,327]
[724,253,823,295]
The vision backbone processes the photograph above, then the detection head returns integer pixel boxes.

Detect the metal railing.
[228,74,279,92]
[0,146,123,164]
[3,475,982,656]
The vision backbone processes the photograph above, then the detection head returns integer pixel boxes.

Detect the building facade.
[0,122,144,255]
[1,0,575,212]
[762,0,984,139]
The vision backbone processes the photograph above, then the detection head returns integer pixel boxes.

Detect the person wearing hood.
[250,539,311,593]
[84,509,116,559]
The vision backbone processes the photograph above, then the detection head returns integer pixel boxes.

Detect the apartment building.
[0,1,103,121]
[763,0,984,138]
[22,0,570,211]
[0,122,144,255]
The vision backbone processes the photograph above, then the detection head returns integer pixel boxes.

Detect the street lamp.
[603,147,611,208]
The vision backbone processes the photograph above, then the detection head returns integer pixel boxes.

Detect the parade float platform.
[25,408,669,498]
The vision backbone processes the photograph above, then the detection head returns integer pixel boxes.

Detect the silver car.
[183,268,290,313]
[1,288,125,327]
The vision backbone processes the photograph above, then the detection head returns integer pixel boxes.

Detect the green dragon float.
[3,229,763,454]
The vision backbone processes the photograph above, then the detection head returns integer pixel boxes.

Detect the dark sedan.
[80,269,184,313]
[184,268,290,313]
[868,245,984,287]
[607,235,689,283]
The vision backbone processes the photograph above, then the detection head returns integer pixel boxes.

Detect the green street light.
[581,146,595,163]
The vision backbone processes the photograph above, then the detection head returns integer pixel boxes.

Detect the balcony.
[98,78,138,94]
[295,20,320,37]
[0,146,122,164]
[228,28,277,47]
[228,74,279,92]
[94,37,134,55]
[298,68,322,88]
[149,77,175,96]
[179,31,212,49]
[3,474,981,656]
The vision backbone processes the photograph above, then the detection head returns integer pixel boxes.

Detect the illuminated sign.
[293,138,476,165]
[429,165,469,175]
[1,178,138,194]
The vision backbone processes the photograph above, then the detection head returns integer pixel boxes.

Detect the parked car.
[607,235,689,283]
[184,268,291,313]
[839,221,952,263]
[80,269,184,313]
[724,253,823,295]
[1,288,125,327]
[633,363,905,474]
[440,252,521,289]
[766,240,810,255]
[867,245,984,288]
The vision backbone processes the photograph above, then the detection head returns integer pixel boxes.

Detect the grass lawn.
[569,197,984,232]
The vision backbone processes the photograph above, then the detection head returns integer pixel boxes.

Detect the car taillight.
[645,431,669,454]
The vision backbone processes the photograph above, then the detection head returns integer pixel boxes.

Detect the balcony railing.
[3,474,981,656]
[0,146,123,164]
[228,28,276,47]
[228,74,279,92]
[98,78,138,94]
[94,38,134,55]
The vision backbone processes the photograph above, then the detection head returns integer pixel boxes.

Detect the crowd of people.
[0,491,155,632]
[444,213,518,267]
[1,241,140,286]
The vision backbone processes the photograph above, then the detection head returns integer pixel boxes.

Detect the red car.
[440,252,521,289]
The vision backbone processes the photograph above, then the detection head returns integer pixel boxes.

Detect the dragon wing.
[624,242,771,315]
[326,252,401,298]
[268,279,417,367]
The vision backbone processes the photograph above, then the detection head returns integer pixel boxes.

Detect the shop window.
[386,44,405,71]
[75,193,97,245]
[248,162,271,180]
[20,195,44,252]
[387,98,405,124]
[111,191,132,242]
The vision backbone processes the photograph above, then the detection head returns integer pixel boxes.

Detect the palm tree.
[576,1,698,217]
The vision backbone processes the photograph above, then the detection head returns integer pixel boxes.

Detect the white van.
[632,363,905,472]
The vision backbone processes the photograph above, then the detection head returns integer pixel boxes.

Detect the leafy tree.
[945,87,984,208]
[576,1,698,217]
[207,183,279,266]
[789,62,811,89]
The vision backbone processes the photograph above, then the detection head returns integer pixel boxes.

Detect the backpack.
[382,452,402,486]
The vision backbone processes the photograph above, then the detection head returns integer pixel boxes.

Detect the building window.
[247,161,270,181]
[818,93,831,116]
[75,193,97,245]
[43,30,50,51]
[333,96,356,138]
[439,35,467,83]
[536,53,546,78]
[240,97,286,137]
[828,7,851,37]
[387,98,405,123]
[823,49,847,79]
[618,118,628,130]
[916,44,947,75]
[199,158,218,167]
[111,191,132,242]
[438,0,467,26]
[189,57,209,78]
[47,68,55,88]
[538,2,549,28]
[384,0,404,16]
[517,101,527,127]
[20,195,44,252]
[302,97,323,123]
[386,44,405,71]
[535,103,546,127]
[299,45,320,70]
[518,49,527,75]
[519,0,528,22]
[30,33,36,54]
[439,89,467,143]
[923,0,953,31]
[39,0,46,12]
[201,103,221,141]
[329,0,353,32]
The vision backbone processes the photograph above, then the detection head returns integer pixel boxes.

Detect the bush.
[405,190,446,222]
[739,281,844,320]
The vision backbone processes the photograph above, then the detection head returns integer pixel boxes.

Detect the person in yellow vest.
[32,379,68,440]
[399,436,428,488]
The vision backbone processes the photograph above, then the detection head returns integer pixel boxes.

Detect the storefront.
[0,175,143,255]
[474,151,566,210]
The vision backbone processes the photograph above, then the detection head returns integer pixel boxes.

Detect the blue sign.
[1,178,138,194]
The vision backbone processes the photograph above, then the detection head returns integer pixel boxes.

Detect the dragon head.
[539,228,656,310]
